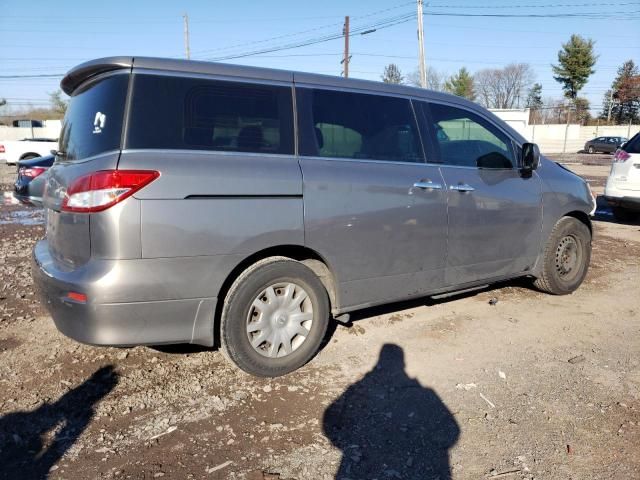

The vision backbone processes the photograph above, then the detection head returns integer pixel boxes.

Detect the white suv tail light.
[613,149,631,163]
[61,170,160,213]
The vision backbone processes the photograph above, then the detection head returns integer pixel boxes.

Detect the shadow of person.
[0,365,118,480]
[323,344,459,480]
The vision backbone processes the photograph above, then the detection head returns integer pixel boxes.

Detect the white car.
[604,132,640,221]
[0,138,58,165]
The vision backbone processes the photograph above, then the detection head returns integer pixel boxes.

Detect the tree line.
[381,34,640,125]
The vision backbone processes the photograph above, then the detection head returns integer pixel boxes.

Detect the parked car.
[584,136,628,154]
[33,57,595,377]
[13,154,55,206]
[604,133,640,221]
[0,138,58,165]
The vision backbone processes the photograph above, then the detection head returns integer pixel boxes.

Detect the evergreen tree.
[381,64,404,84]
[526,83,543,109]
[444,67,475,101]
[552,34,597,100]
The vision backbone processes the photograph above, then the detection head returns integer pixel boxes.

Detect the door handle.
[449,183,475,192]
[413,181,443,190]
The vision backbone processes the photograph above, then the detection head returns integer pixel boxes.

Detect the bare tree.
[474,63,535,109]
[407,67,444,91]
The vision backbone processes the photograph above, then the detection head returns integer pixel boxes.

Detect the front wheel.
[220,257,330,377]
[534,217,591,295]
[587,146,595,154]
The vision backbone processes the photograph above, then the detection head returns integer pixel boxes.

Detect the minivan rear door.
[295,86,448,310]
[420,101,542,285]
[43,71,130,268]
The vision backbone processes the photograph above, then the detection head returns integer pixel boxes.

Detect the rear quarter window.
[622,133,640,154]
[126,74,294,155]
[59,73,129,161]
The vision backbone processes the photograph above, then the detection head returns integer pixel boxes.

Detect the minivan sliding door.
[296,87,448,311]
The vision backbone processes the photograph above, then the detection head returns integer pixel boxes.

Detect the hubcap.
[555,235,580,279]
[246,282,313,358]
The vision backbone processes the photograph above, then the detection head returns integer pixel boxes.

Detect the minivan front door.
[296,87,448,310]
[421,102,542,285]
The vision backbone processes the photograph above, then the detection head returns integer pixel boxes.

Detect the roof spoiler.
[61,56,133,95]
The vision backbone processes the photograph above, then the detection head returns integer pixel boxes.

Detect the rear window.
[126,74,294,155]
[59,73,128,161]
[622,133,640,154]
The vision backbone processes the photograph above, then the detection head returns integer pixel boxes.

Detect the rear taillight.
[0,145,5,153]
[61,170,160,213]
[613,149,631,162]
[21,166,47,178]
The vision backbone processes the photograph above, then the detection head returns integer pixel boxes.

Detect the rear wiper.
[50,149,67,159]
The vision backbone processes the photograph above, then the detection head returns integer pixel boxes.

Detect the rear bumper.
[13,192,42,206]
[604,196,640,211]
[32,240,218,347]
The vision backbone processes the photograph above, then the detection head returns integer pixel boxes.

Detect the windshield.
[59,73,129,161]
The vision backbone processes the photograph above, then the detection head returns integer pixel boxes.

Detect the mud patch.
[0,336,22,352]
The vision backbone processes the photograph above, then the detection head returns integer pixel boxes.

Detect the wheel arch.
[564,210,593,236]
[20,152,41,160]
[212,245,339,347]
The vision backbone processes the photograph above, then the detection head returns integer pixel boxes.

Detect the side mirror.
[521,142,540,177]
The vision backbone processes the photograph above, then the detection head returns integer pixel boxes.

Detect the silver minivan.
[33,57,595,377]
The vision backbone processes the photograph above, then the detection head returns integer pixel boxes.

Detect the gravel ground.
[0,156,638,480]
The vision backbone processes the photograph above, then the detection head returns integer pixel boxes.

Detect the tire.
[587,146,594,154]
[220,257,330,377]
[534,217,591,295]
[612,207,638,223]
[21,154,39,160]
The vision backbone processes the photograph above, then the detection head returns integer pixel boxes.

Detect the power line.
[0,74,64,79]
[198,13,417,62]
[427,1,640,8]
[425,9,640,18]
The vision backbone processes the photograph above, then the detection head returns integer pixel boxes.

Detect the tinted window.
[127,74,294,155]
[623,132,640,154]
[59,73,128,161]
[427,103,515,169]
[297,88,423,163]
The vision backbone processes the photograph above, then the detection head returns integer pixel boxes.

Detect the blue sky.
[1,0,638,115]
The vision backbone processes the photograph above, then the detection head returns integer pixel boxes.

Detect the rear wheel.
[587,146,595,154]
[21,154,39,160]
[534,217,591,295]
[220,257,330,377]
[612,207,638,222]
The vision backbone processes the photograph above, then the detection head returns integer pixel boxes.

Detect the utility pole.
[342,16,350,78]
[563,106,571,155]
[416,0,427,88]
[183,13,191,60]
[607,89,613,123]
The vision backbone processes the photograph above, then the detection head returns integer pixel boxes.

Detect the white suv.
[605,133,640,221]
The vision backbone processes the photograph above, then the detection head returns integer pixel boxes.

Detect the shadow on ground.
[0,366,118,480]
[323,344,459,479]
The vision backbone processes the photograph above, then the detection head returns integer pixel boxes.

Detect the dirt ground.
[0,154,638,480]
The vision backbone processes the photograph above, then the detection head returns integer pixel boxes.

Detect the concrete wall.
[2,118,638,156]
[525,124,640,154]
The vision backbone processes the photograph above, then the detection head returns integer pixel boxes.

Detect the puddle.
[0,209,44,225]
